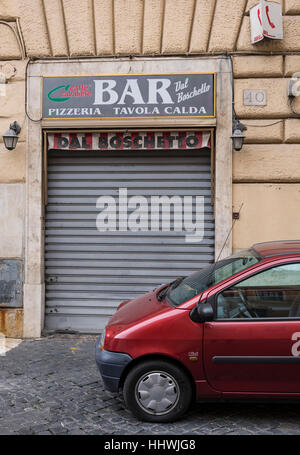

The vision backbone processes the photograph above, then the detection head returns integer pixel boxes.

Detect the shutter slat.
[45,149,214,332]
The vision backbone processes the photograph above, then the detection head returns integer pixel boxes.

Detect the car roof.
[252,240,300,259]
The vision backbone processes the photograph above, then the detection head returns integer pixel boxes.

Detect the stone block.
[0,184,24,258]
[233,144,300,181]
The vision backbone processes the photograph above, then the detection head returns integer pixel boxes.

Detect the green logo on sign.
[48,84,71,102]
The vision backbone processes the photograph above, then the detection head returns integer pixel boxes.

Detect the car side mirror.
[190,302,214,323]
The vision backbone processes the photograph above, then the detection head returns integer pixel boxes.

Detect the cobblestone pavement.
[1,335,300,435]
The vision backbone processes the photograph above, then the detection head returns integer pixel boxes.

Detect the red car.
[96,240,300,422]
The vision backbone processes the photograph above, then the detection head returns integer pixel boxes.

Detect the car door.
[203,260,300,394]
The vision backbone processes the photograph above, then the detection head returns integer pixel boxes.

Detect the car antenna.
[200,203,244,292]
[215,203,244,264]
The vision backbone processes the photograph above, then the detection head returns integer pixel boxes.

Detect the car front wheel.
[123,360,193,422]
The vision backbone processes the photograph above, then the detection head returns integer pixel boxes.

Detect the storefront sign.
[47,131,211,151]
[250,0,283,44]
[42,73,215,120]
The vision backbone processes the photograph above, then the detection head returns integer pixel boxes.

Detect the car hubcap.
[135,371,180,415]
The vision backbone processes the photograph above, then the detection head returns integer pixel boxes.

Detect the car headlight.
[100,329,106,351]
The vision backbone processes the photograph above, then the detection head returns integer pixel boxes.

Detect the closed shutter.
[45,147,214,332]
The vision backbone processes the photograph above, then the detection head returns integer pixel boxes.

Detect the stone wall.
[1,0,300,57]
[4,0,299,252]
[0,53,26,336]
[232,53,300,248]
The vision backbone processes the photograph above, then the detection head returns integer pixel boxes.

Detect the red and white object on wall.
[250,0,283,44]
[47,131,211,151]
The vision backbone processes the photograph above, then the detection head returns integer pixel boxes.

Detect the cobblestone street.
[1,335,300,435]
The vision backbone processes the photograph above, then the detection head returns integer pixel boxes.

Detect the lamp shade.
[3,128,19,151]
[231,120,247,151]
[231,129,245,151]
[3,122,21,151]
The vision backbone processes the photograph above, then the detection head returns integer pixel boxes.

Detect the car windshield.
[166,248,261,307]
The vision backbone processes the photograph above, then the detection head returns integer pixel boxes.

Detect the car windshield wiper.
[157,276,186,301]
[169,276,186,291]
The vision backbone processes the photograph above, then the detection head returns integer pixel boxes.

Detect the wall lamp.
[231,119,247,151]
[3,121,21,151]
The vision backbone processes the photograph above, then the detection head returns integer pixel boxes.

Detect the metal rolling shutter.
[45,148,214,332]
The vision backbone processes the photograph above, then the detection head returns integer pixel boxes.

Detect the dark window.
[166,249,260,307]
[217,263,300,319]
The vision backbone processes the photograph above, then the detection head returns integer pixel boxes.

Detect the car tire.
[123,359,193,422]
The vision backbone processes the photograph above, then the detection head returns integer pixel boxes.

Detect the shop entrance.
[44,130,215,332]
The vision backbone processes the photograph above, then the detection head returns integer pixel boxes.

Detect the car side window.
[216,263,300,319]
